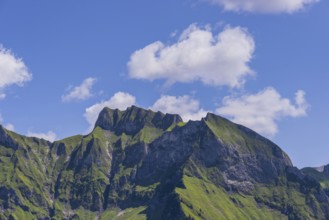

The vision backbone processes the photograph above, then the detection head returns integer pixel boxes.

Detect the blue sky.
[0,0,328,168]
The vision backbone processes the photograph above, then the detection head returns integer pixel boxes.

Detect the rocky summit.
[0,106,329,220]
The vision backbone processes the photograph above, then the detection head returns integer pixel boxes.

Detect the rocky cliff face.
[302,164,329,198]
[0,106,329,220]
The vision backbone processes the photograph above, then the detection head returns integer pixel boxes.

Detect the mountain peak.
[94,106,183,135]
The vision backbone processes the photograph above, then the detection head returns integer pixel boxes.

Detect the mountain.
[302,165,329,196]
[1,105,329,220]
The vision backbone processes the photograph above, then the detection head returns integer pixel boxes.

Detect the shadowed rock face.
[95,106,183,135]
[324,165,329,175]
[302,164,329,199]
[1,106,329,220]
[0,125,18,150]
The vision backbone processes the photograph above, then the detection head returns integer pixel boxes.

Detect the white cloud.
[209,0,318,13]
[128,24,255,88]
[84,92,136,130]
[62,77,97,102]
[4,123,15,131]
[0,114,15,131]
[27,130,57,142]
[150,95,208,121]
[0,45,32,98]
[216,87,308,137]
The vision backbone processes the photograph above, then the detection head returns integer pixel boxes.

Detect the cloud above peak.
[216,87,308,137]
[150,95,208,121]
[27,130,57,142]
[209,0,319,13]
[0,114,15,131]
[0,45,32,98]
[128,24,255,88]
[83,87,309,139]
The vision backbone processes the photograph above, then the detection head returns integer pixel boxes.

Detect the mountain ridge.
[0,106,328,219]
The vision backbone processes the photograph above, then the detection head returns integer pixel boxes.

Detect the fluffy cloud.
[0,45,32,98]
[0,114,15,131]
[128,24,255,88]
[4,123,15,131]
[216,87,308,137]
[150,95,208,121]
[62,77,97,102]
[27,130,57,142]
[84,92,136,130]
[209,0,319,13]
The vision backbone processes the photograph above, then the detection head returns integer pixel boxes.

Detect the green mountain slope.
[0,106,329,220]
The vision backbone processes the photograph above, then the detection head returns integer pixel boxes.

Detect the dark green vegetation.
[1,106,329,219]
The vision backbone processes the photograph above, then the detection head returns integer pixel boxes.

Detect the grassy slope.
[176,175,286,220]
[177,175,325,220]
[99,207,146,220]
[52,127,112,215]
[0,129,52,219]
[203,114,290,162]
